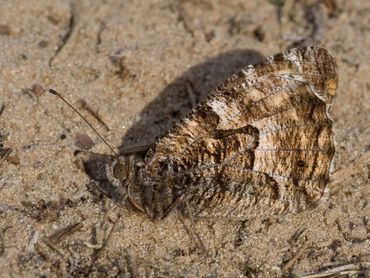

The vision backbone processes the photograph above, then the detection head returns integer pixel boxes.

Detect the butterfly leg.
[127,182,146,213]
[161,194,186,219]
[120,143,152,155]
[185,79,197,108]
[179,213,207,254]
[160,193,207,254]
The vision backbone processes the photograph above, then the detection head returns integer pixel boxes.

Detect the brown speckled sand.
[0,0,369,276]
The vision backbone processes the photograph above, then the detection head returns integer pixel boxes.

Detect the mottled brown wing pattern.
[144,46,337,219]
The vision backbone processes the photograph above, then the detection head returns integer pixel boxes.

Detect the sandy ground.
[0,0,369,277]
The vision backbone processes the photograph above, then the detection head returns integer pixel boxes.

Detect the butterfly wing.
[144,46,337,219]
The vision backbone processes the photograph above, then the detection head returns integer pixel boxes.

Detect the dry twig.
[281,241,311,273]
[301,262,370,278]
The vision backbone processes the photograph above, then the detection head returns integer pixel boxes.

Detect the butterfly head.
[106,155,133,188]
[106,155,178,219]
[106,155,148,213]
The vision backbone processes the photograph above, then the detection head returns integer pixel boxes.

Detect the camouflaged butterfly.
[94,46,338,220]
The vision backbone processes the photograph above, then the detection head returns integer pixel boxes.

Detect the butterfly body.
[107,46,337,220]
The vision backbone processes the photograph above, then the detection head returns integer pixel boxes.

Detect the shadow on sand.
[120,48,264,149]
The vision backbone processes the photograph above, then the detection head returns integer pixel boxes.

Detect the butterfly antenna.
[48,89,118,157]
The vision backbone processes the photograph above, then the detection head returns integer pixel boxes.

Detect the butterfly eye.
[113,163,127,181]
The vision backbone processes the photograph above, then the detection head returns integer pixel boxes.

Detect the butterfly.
[54,46,337,220]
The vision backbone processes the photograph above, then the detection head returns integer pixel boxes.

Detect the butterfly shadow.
[121,48,264,148]
[83,48,264,205]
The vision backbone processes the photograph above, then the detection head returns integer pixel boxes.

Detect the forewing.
[145,46,337,219]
